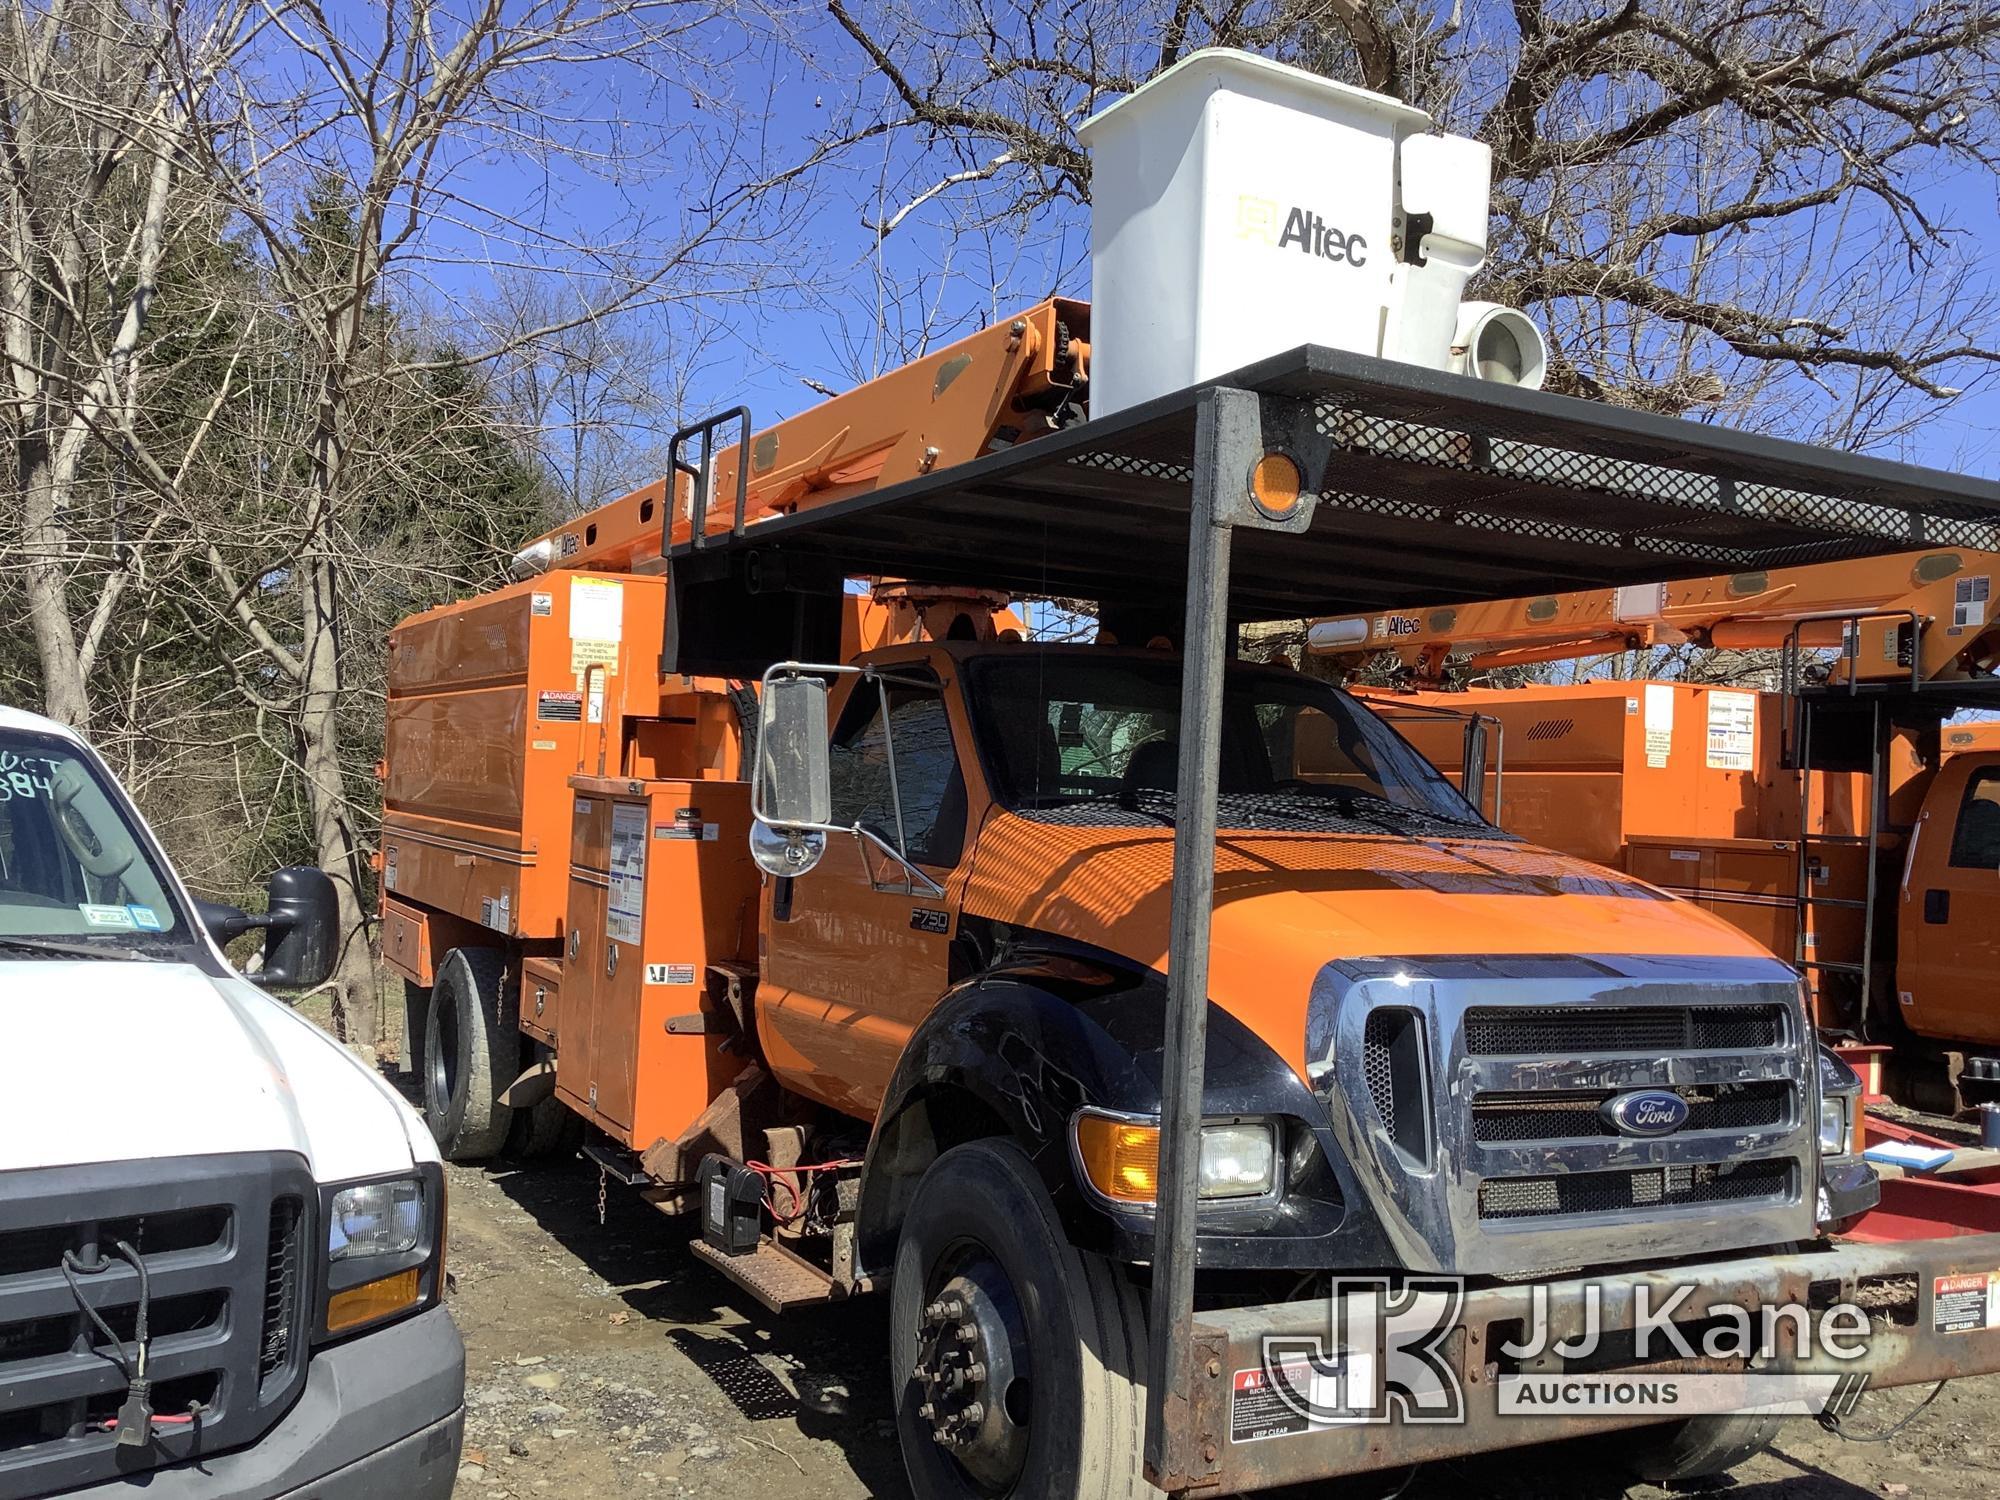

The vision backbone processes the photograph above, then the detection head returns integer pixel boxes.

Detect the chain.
[597,1164,608,1227]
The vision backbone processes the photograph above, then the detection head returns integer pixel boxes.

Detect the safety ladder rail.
[671,405,753,551]
[1780,609,1920,1036]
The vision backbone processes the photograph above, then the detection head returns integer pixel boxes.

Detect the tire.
[506,1090,583,1162]
[422,948,517,1161]
[891,1138,1156,1500]
[1620,1410,1784,1483]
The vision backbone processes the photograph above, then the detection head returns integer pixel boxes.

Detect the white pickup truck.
[0,704,464,1499]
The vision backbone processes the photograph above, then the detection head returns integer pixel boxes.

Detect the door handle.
[1924,888,1951,924]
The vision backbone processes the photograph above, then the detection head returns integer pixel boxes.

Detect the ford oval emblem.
[1601,1089,1689,1137]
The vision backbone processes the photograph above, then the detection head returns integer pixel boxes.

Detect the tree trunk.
[19,441,94,731]
[297,541,379,1060]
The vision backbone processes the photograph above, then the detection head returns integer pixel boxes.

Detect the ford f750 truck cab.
[0,704,463,1500]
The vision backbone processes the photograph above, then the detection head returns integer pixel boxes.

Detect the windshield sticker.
[128,906,163,931]
[81,903,137,929]
[0,752,58,801]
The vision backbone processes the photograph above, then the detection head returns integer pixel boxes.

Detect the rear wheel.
[507,1089,583,1161]
[423,947,517,1161]
[891,1138,1156,1500]
[1619,1410,1784,1483]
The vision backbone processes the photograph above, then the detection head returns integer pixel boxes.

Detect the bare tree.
[0,0,252,731]
[815,0,2000,439]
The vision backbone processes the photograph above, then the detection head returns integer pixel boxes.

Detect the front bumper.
[64,1305,464,1500]
[1169,1232,2000,1495]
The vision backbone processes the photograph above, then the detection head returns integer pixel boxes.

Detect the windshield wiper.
[0,934,163,963]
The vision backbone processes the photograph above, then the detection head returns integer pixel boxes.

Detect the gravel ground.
[436,1149,2000,1500]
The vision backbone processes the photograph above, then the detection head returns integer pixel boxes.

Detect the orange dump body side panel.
[382,572,669,942]
[556,777,758,1155]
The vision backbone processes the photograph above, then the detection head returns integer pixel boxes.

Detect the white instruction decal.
[1955,576,1990,629]
[645,963,697,986]
[569,577,623,642]
[607,802,647,946]
[1643,684,1674,768]
[1705,690,1757,771]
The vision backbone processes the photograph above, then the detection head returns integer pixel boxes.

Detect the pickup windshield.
[965,652,1501,838]
[0,729,185,941]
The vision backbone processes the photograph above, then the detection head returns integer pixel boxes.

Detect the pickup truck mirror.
[261,866,339,988]
[202,868,339,988]
[755,672,833,827]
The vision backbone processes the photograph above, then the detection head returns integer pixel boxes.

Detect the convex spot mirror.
[750,820,828,879]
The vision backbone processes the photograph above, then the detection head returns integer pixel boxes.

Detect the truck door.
[1902,757,2000,1045]
[757,660,971,1118]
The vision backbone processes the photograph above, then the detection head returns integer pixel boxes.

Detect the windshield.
[965,652,1500,838]
[0,730,185,940]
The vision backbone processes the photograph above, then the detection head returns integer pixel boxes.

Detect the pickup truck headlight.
[317,1164,444,1340]
[1071,1111,1280,1207]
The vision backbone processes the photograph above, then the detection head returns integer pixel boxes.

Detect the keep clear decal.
[1643,683,1674,768]
[607,802,647,946]
[569,577,623,676]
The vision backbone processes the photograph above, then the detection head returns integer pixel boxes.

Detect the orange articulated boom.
[512,298,1090,578]
[1309,548,2000,687]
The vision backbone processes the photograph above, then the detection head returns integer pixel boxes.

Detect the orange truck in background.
[1312,549,2000,1108]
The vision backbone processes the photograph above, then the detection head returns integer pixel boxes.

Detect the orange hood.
[960,813,1773,1080]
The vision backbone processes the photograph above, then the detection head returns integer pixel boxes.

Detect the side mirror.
[1460,717,1490,817]
[755,673,832,827]
[260,866,339,988]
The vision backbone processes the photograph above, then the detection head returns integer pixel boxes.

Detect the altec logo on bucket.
[1236,196,1369,267]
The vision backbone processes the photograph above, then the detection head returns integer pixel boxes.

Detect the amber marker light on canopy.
[325,1267,422,1334]
[1073,1112,1162,1205]
[1248,452,1304,517]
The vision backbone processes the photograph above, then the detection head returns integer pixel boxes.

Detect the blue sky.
[346,2,2000,492]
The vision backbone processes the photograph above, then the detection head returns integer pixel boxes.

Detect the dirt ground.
[434,1147,2000,1500]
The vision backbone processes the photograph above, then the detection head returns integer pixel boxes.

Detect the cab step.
[689,1236,843,1314]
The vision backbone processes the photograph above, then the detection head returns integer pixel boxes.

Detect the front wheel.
[891,1138,1157,1500]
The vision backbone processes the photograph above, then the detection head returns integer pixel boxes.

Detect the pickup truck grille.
[1470,1081,1791,1143]
[0,1154,314,1499]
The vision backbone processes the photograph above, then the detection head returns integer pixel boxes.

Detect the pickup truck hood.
[0,959,425,1180]
[962,814,1773,1078]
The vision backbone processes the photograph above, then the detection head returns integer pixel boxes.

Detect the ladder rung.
[1799,897,1869,909]
[1801,960,1866,973]
[1803,835,1876,845]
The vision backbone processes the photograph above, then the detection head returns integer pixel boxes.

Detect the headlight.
[329,1179,424,1261]
[318,1167,443,1340]
[1818,1097,1852,1157]
[1817,1046,1862,1157]
[1198,1122,1278,1199]
[1071,1111,1280,1207]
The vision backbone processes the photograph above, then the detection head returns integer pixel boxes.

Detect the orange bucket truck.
[378,47,2000,1500]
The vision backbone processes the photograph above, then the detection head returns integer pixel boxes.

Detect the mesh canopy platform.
[667,343,2000,665]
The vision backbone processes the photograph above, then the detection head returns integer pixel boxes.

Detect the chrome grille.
[1479,1161,1795,1220]
[1471,1082,1790,1143]
[1464,1004,1781,1055]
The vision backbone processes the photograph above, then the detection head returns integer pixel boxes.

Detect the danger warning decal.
[1231,1366,1313,1443]
[537,689,583,722]
[1934,1271,2000,1333]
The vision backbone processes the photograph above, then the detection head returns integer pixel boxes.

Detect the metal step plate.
[689,1236,838,1314]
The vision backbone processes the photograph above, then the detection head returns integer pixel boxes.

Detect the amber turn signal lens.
[1248,453,1303,516]
[325,1267,422,1334]
[1074,1113,1161,1204]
